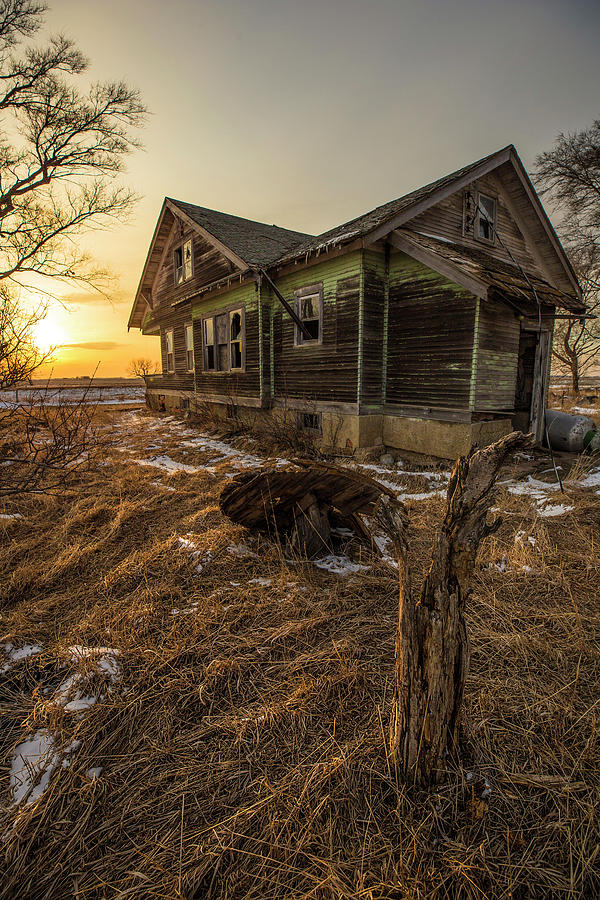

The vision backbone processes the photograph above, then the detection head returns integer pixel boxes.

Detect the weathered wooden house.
[128,145,584,458]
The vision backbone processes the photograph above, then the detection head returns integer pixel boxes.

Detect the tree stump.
[375,431,533,786]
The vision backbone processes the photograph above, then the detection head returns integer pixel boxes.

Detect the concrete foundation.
[145,389,513,459]
[383,415,513,459]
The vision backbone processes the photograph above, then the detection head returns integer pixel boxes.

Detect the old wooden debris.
[220,460,397,558]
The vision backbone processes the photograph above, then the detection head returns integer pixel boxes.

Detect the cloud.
[61,341,124,351]
[59,290,130,307]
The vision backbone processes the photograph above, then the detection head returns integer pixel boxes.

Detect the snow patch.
[314,554,370,575]
[538,503,574,517]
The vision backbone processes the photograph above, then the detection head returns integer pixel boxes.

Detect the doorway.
[512,328,551,441]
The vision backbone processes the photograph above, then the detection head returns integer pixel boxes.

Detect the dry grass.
[0,409,599,899]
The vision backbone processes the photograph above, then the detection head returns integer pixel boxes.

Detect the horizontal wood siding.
[153,223,234,313]
[270,252,362,405]
[191,281,261,400]
[361,250,386,409]
[386,252,476,410]
[408,169,542,276]
[157,300,194,392]
[473,297,520,411]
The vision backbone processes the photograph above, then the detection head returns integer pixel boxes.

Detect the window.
[463,190,497,244]
[174,239,193,285]
[165,329,174,373]
[296,411,321,432]
[185,323,194,372]
[294,284,323,346]
[230,309,243,370]
[202,306,245,372]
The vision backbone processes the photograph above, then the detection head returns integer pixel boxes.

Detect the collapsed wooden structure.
[220,461,396,557]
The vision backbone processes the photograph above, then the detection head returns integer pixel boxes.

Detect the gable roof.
[167,198,313,268]
[129,144,582,330]
[275,146,513,264]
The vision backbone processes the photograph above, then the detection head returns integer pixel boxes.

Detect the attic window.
[294,284,323,346]
[475,193,496,244]
[174,239,193,285]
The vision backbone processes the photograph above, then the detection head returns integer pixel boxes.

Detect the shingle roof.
[167,198,313,268]
[274,146,513,265]
[398,229,585,313]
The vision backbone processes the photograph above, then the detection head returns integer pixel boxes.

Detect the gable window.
[463,190,497,244]
[476,193,496,242]
[164,328,174,373]
[174,239,193,285]
[185,323,194,372]
[202,306,245,372]
[294,284,323,346]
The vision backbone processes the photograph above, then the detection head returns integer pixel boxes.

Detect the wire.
[469,193,565,492]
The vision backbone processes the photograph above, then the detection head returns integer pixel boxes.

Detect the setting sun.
[33,314,67,355]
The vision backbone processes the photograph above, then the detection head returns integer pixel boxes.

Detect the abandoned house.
[128,144,584,459]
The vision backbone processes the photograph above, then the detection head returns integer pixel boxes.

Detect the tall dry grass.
[0,409,599,899]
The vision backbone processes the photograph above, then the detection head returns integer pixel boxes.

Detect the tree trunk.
[376,431,533,786]
[570,359,580,395]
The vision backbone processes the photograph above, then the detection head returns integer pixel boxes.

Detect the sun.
[33,314,67,355]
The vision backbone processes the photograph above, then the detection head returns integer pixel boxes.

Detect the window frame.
[293,283,324,347]
[174,238,193,285]
[184,322,195,373]
[200,303,246,374]
[164,328,174,373]
[474,191,497,245]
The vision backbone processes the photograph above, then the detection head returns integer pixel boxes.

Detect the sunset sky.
[31,0,600,377]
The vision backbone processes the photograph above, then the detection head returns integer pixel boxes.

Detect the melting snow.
[0,513,22,520]
[538,503,574,517]
[1,643,42,672]
[248,577,272,586]
[135,455,203,474]
[52,646,121,712]
[314,554,370,575]
[10,730,58,804]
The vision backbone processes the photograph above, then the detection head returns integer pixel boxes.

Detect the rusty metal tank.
[545,409,600,453]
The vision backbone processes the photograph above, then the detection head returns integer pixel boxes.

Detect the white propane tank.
[545,409,598,453]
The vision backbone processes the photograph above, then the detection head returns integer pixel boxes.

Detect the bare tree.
[0,287,50,390]
[534,122,600,391]
[0,1,145,498]
[0,0,146,293]
[127,357,158,378]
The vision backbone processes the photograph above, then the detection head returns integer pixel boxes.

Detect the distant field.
[0,380,145,408]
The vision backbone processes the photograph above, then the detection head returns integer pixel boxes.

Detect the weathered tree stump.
[375,431,533,786]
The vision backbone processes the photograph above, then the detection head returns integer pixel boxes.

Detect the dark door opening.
[513,330,537,433]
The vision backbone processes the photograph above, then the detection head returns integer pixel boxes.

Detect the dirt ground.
[1,406,599,899]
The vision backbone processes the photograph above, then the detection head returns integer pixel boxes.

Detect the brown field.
[1,407,599,899]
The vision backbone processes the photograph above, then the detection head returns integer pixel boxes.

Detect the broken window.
[294,284,323,345]
[230,309,243,370]
[174,239,193,285]
[185,323,194,372]
[203,317,216,371]
[165,328,174,373]
[202,307,245,372]
[475,193,496,243]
